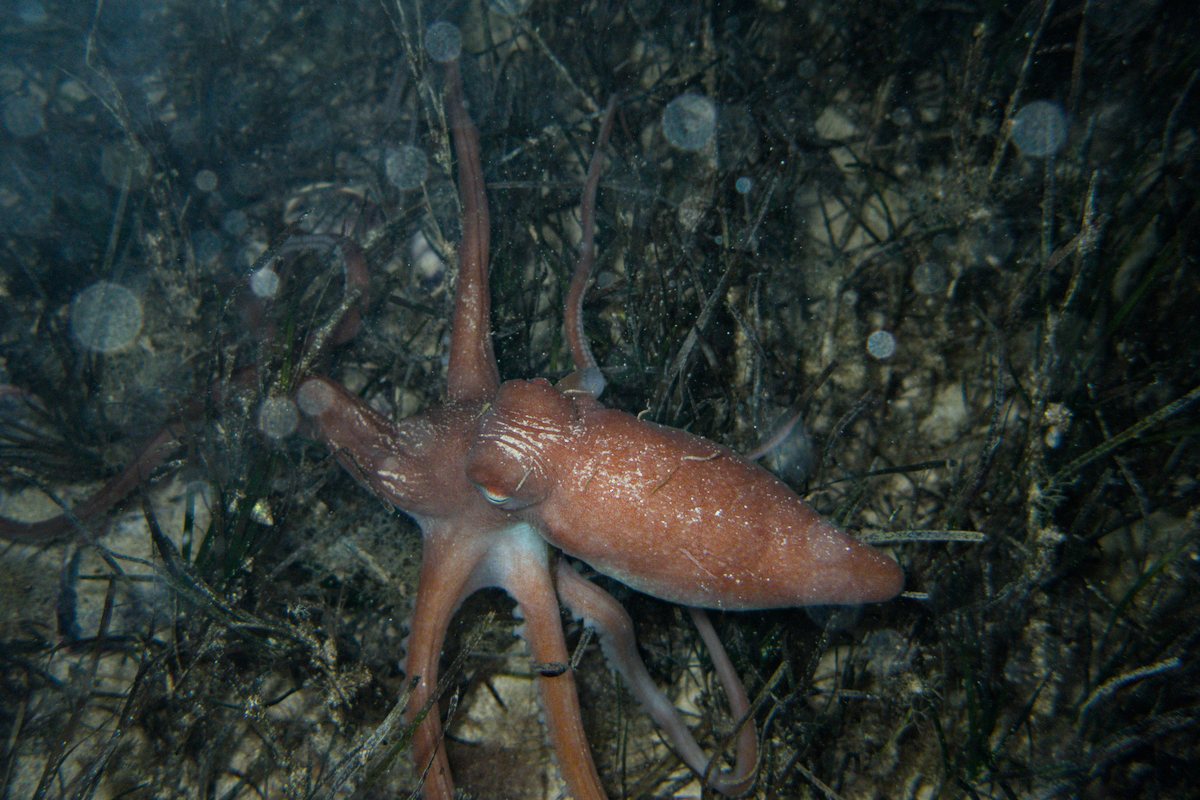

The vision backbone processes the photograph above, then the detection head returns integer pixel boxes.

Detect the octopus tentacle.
[443,57,499,404]
[402,522,495,799]
[687,606,757,795]
[0,425,182,544]
[555,562,758,796]
[497,535,607,800]
[562,96,618,396]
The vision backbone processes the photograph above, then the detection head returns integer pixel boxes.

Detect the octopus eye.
[479,485,511,505]
[476,484,536,511]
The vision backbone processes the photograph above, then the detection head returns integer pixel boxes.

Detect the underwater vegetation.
[1,0,1197,798]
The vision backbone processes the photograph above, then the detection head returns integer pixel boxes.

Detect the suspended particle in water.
[258,396,299,439]
[194,169,218,192]
[1011,101,1068,158]
[222,209,250,237]
[866,330,896,360]
[17,0,48,25]
[386,145,429,191]
[911,261,948,295]
[735,176,753,195]
[297,379,334,416]
[71,282,144,354]
[192,229,224,267]
[3,95,45,138]
[250,267,281,299]
[425,21,462,64]
[662,94,717,152]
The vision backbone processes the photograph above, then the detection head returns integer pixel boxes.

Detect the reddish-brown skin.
[299,49,899,798]
[1,42,904,800]
[0,425,182,544]
[467,379,904,610]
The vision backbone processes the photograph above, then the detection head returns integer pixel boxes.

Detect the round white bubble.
[1011,100,1068,158]
[258,396,299,439]
[426,21,462,64]
[386,145,429,191]
[912,261,948,295]
[194,169,218,192]
[17,0,48,25]
[663,94,717,152]
[3,95,45,138]
[71,282,144,354]
[250,267,280,299]
[866,330,896,360]
[297,380,334,416]
[222,209,250,237]
[735,176,753,195]
[192,229,224,266]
